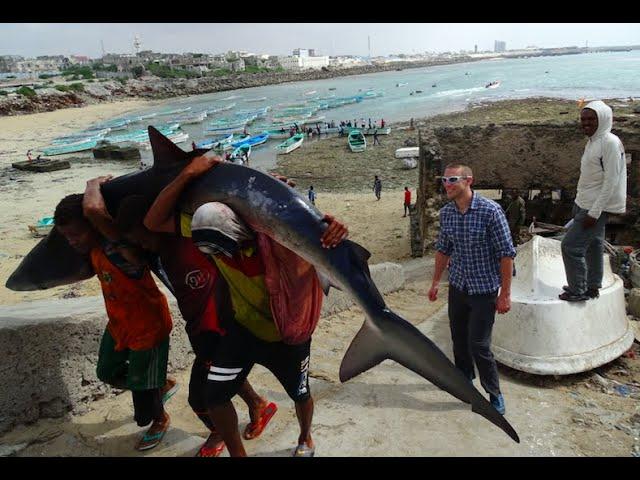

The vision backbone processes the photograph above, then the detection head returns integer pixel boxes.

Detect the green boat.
[275,134,304,154]
[348,130,366,153]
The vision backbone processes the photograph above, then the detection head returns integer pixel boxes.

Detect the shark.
[7,126,520,443]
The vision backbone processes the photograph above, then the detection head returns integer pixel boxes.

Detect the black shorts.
[188,330,222,415]
[205,322,311,406]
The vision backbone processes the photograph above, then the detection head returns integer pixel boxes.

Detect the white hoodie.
[575,100,626,218]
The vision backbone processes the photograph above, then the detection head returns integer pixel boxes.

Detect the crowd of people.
[43,99,625,456]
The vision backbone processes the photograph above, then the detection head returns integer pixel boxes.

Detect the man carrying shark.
[143,154,348,457]
[82,175,276,458]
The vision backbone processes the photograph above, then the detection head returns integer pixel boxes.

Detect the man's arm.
[144,155,220,233]
[497,257,513,314]
[428,251,450,301]
[82,176,119,242]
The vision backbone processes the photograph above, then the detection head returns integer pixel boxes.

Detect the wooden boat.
[195,133,234,150]
[301,115,326,125]
[348,130,366,152]
[230,133,269,149]
[28,217,54,237]
[230,144,251,164]
[175,111,207,125]
[275,134,304,154]
[12,158,70,172]
[263,128,292,139]
[493,236,633,375]
[156,106,192,116]
[42,138,99,156]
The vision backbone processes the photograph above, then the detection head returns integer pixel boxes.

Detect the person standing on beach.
[373,175,382,201]
[54,188,177,452]
[27,149,33,161]
[427,164,516,416]
[403,187,411,217]
[308,185,316,205]
[560,100,627,302]
[381,118,385,128]
[373,129,381,146]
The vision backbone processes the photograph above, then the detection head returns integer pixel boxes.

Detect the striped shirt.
[436,192,516,294]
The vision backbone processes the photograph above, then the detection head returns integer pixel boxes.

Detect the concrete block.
[627,288,640,317]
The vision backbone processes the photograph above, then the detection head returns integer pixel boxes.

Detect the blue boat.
[230,133,270,149]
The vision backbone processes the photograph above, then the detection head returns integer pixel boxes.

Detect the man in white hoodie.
[560,100,627,302]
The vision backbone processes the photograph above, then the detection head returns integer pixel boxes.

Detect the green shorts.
[96,329,169,391]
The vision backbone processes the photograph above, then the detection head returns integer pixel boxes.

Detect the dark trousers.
[448,286,501,398]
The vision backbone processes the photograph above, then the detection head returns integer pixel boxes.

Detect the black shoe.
[562,286,599,298]
[558,291,589,302]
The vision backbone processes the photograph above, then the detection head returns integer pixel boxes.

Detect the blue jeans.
[560,203,608,295]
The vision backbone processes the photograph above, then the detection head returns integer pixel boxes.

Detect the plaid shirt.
[436,192,516,294]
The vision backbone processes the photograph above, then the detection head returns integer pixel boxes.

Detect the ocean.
[112,51,640,171]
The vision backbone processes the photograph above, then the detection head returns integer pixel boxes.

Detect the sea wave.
[432,87,485,98]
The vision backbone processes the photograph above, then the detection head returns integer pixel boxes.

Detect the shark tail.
[339,310,520,444]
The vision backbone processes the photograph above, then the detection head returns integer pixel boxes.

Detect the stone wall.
[0,262,404,434]
[415,122,640,254]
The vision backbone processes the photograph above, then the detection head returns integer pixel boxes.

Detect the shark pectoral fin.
[317,271,341,296]
[339,320,387,382]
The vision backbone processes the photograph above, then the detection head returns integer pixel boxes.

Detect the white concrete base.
[493,236,633,375]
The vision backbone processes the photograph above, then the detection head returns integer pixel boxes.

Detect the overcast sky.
[2,23,639,58]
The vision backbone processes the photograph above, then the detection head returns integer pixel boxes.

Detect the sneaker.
[558,291,589,302]
[562,286,599,298]
[490,394,506,415]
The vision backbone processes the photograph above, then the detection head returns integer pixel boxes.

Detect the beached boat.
[301,115,326,125]
[492,236,634,375]
[130,112,158,123]
[318,127,341,135]
[348,130,366,153]
[263,128,293,139]
[395,147,419,158]
[362,127,391,135]
[195,133,234,150]
[175,111,207,125]
[97,118,131,131]
[230,144,251,164]
[362,90,385,99]
[51,132,106,145]
[42,138,99,156]
[275,134,304,154]
[136,131,189,150]
[230,133,269,149]
[28,217,54,237]
[206,118,249,133]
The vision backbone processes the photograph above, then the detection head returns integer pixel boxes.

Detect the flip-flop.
[162,381,179,405]
[292,444,315,457]
[136,424,169,451]
[195,440,226,457]
[243,402,278,440]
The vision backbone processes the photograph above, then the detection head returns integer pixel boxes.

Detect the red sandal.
[243,402,278,440]
[195,432,226,457]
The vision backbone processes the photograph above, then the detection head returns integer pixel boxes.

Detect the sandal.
[195,439,226,457]
[243,401,278,440]
[136,422,169,451]
[292,444,315,457]
[161,379,179,405]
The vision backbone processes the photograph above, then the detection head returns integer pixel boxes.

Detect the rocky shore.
[0,57,482,117]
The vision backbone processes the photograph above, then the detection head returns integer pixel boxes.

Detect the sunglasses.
[438,175,472,184]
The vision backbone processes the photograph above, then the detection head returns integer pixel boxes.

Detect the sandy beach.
[1,98,639,457]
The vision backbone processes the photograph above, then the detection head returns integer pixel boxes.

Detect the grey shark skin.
[7,127,519,444]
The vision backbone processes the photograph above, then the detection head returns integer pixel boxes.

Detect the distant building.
[293,48,309,58]
[69,55,91,65]
[494,40,506,53]
[474,44,478,53]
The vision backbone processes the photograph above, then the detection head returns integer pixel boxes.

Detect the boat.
[395,147,419,158]
[275,134,304,154]
[328,87,336,91]
[303,90,317,96]
[130,112,158,122]
[244,97,267,103]
[136,131,189,150]
[230,144,251,164]
[195,133,234,150]
[485,81,501,89]
[347,130,366,153]
[301,115,326,125]
[362,90,384,99]
[492,235,634,375]
[230,133,269,149]
[175,111,207,125]
[51,132,106,145]
[42,138,99,156]
[318,126,341,135]
[28,217,54,237]
[263,128,293,139]
[402,158,418,169]
[97,118,131,131]
[396,82,408,87]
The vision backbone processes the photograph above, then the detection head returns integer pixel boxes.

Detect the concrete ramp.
[493,235,634,375]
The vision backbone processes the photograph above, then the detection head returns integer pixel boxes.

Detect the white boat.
[275,134,304,154]
[394,147,419,158]
[401,158,417,169]
[396,82,408,87]
[361,127,391,135]
[175,111,207,124]
[303,90,317,96]
[492,236,634,375]
[301,115,326,125]
[486,81,501,89]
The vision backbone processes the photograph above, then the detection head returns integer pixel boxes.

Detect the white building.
[278,55,329,71]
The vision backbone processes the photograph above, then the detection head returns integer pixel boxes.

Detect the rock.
[0,443,28,457]
[83,84,112,98]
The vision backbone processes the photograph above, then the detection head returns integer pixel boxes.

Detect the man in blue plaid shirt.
[428,164,516,415]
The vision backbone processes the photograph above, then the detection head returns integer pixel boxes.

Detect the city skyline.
[2,23,640,58]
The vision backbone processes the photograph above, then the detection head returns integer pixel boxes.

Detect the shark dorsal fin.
[148,126,209,169]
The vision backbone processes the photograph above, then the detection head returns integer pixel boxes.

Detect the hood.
[583,100,612,138]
